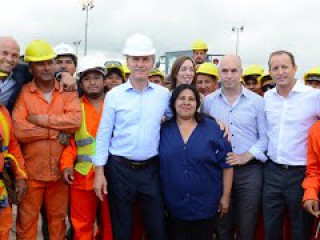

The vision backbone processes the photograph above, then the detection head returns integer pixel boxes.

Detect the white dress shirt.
[265,80,320,166]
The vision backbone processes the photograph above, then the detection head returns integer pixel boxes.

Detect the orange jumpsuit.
[0,104,27,240]
[60,96,112,240]
[12,80,81,240]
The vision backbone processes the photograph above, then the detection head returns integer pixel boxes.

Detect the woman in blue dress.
[160,84,233,240]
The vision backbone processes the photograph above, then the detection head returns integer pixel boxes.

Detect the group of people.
[0,33,320,240]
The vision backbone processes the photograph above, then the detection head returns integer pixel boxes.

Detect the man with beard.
[192,39,208,68]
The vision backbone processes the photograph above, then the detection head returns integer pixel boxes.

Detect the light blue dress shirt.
[93,80,171,166]
[202,87,268,161]
[0,73,16,107]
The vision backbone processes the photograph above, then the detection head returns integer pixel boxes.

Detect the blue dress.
[159,116,232,221]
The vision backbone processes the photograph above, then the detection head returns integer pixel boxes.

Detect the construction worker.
[259,71,276,96]
[93,34,169,240]
[0,101,27,239]
[192,39,208,67]
[54,43,77,76]
[304,66,320,89]
[122,63,130,81]
[104,61,125,91]
[149,68,165,86]
[242,64,264,95]
[60,56,112,240]
[195,62,219,97]
[12,39,81,239]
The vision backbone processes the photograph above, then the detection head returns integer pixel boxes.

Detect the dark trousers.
[168,216,216,240]
[263,160,314,240]
[105,155,166,240]
[217,163,263,240]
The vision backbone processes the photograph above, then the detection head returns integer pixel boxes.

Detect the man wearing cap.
[195,62,219,97]
[12,39,81,239]
[93,34,169,240]
[148,68,165,86]
[104,61,125,91]
[304,66,320,89]
[203,54,267,240]
[60,56,112,240]
[242,64,264,95]
[192,39,208,68]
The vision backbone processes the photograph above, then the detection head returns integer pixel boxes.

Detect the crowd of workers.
[0,33,320,240]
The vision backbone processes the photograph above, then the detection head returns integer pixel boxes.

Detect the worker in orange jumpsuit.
[0,103,27,240]
[60,56,112,240]
[12,39,81,240]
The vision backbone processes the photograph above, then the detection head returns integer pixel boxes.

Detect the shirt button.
[186,193,190,197]
[232,134,234,137]
[184,146,186,150]
[233,146,235,149]
[230,122,233,125]
[184,170,188,174]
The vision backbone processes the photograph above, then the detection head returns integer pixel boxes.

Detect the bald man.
[203,54,268,240]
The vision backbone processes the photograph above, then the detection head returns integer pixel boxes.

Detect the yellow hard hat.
[0,72,8,77]
[196,62,219,79]
[242,64,264,78]
[149,68,165,83]
[122,63,131,74]
[258,71,271,84]
[192,40,208,51]
[104,61,125,80]
[24,40,56,62]
[304,66,320,81]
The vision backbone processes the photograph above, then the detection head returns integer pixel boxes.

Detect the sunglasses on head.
[262,83,276,92]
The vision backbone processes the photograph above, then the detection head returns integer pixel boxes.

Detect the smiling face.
[55,55,76,75]
[0,37,20,75]
[195,74,217,96]
[174,88,197,120]
[127,55,154,82]
[176,59,195,86]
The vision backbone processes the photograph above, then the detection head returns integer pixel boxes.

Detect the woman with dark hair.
[170,56,196,90]
[159,84,233,240]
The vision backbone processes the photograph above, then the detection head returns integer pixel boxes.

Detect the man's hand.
[216,120,231,142]
[219,194,231,218]
[27,115,48,127]
[226,152,254,166]
[94,167,108,201]
[63,168,74,184]
[15,179,27,203]
[303,199,320,217]
[60,72,77,92]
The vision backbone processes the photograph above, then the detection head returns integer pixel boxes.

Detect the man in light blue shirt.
[203,54,268,240]
[93,34,170,240]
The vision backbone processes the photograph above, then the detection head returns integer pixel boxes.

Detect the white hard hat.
[122,34,156,56]
[77,56,105,78]
[54,43,76,57]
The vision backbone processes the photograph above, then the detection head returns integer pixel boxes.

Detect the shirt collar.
[30,79,60,93]
[270,79,307,96]
[218,85,248,98]
[124,79,154,92]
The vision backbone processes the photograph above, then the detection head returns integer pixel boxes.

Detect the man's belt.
[235,159,261,168]
[112,155,159,170]
[269,160,305,170]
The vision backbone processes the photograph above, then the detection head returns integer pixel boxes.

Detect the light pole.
[73,40,81,56]
[232,25,244,56]
[82,0,94,56]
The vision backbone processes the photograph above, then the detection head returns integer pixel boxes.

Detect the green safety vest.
[74,103,96,175]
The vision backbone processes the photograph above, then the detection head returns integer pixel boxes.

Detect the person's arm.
[93,93,116,201]
[219,168,233,217]
[12,91,50,143]
[60,137,77,184]
[26,92,82,134]
[302,123,320,217]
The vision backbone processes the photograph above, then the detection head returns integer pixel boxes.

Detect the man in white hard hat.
[93,34,169,240]
[54,43,77,76]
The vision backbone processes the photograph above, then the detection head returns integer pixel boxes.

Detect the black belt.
[112,155,159,170]
[235,159,261,168]
[269,160,305,170]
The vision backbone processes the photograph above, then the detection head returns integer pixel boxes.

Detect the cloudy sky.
[2,0,320,77]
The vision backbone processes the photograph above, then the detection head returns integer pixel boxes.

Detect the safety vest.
[74,103,96,175]
[0,111,26,209]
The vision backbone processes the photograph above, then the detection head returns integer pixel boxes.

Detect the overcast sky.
[2,0,320,77]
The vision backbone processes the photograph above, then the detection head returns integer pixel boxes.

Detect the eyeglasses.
[261,83,276,92]
[104,61,122,69]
